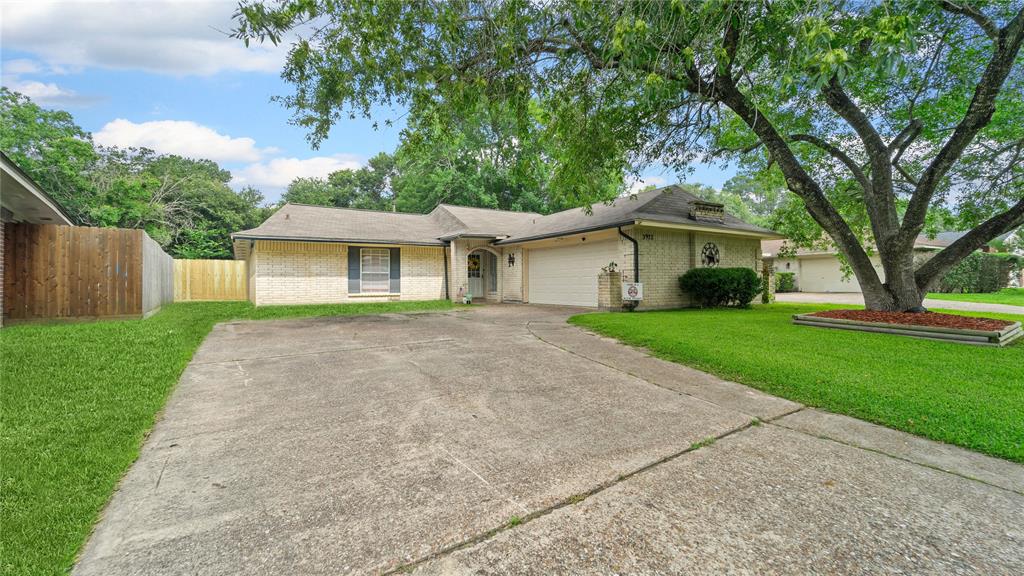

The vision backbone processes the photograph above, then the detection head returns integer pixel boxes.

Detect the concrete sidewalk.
[74,305,1024,575]
[775,291,1024,315]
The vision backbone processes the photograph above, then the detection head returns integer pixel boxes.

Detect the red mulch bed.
[808,309,1015,332]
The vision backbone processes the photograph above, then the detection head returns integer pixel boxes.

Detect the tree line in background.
[1,88,270,259]
[2,87,786,260]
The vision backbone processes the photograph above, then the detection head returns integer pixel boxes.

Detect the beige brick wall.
[501,245,524,302]
[633,226,693,310]
[397,245,447,300]
[251,240,446,306]
[624,226,761,310]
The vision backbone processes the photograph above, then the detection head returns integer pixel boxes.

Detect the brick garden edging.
[792,313,1022,347]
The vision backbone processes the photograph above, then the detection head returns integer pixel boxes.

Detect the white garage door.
[799,256,884,293]
[528,240,618,306]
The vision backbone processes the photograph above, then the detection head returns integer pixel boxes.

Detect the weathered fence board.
[2,223,174,323]
[174,259,247,301]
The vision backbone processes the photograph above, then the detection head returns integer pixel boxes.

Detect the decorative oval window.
[701,242,720,267]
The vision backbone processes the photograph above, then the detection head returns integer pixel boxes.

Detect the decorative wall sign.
[508,253,516,267]
[701,242,721,267]
[622,282,643,301]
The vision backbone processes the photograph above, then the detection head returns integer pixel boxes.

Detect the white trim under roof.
[634,218,784,239]
[0,153,74,225]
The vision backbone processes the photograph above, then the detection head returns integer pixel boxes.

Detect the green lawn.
[570,303,1024,463]
[927,288,1024,307]
[0,300,454,576]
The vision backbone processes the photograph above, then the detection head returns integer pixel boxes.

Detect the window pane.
[361,248,390,292]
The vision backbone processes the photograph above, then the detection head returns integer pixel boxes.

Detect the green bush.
[776,272,796,292]
[680,267,761,308]
[936,252,1015,293]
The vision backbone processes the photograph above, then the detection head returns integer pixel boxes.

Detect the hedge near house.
[680,268,761,308]
[776,272,797,293]
[936,252,1016,293]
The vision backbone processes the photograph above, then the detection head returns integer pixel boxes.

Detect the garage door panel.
[799,256,884,293]
[528,241,617,306]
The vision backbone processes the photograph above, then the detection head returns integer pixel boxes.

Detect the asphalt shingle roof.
[232,185,779,248]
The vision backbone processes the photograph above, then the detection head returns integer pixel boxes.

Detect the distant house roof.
[232,185,780,257]
[0,151,74,225]
[934,230,1014,245]
[762,235,950,258]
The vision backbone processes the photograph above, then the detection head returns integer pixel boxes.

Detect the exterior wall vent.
[689,200,725,223]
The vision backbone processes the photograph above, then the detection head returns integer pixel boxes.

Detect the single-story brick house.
[232,185,781,309]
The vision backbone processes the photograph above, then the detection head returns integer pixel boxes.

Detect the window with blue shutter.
[348,247,401,294]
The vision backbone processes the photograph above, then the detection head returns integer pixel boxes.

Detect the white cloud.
[232,155,364,190]
[1,73,100,107]
[94,119,271,163]
[0,0,288,76]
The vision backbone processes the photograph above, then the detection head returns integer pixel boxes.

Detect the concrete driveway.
[76,305,1024,575]
[775,291,1024,315]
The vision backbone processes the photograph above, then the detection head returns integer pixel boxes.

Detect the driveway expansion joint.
[381,417,761,576]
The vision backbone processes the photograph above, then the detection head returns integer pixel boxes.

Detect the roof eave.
[634,218,784,239]
[494,220,634,245]
[231,233,445,247]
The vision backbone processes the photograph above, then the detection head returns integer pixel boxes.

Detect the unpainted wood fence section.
[173,259,248,301]
[3,223,173,322]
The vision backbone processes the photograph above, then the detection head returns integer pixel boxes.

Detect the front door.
[468,253,483,297]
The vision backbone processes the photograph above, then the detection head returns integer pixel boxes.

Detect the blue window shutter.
[389,247,401,294]
[348,247,360,293]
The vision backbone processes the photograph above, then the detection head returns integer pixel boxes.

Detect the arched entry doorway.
[467,247,500,300]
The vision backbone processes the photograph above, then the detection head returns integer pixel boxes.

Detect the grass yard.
[570,303,1024,463]
[0,300,454,576]
[927,287,1024,307]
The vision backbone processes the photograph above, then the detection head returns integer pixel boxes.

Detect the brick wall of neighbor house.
[501,245,524,302]
[251,240,446,305]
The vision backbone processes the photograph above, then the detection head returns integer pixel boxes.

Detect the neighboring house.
[232,185,781,309]
[1,152,76,325]
[761,237,949,293]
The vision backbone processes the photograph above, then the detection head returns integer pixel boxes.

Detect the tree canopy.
[1,88,270,259]
[235,0,1024,310]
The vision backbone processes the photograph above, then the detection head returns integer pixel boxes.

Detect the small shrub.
[679,267,761,308]
[776,272,797,293]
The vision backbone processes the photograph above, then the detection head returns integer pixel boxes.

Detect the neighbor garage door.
[799,256,884,293]
[528,240,618,306]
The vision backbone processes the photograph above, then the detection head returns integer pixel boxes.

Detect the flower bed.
[793,309,1021,347]
[809,309,1014,331]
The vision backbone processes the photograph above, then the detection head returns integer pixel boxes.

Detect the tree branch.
[890,119,923,185]
[902,6,1024,237]
[708,72,882,291]
[820,76,900,243]
[790,133,871,194]
[939,1,999,40]
[915,196,1024,288]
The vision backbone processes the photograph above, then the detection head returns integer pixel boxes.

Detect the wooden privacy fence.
[3,223,173,322]
[174,259,247,301]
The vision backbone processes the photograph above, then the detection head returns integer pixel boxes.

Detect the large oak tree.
[235,0,1023,311]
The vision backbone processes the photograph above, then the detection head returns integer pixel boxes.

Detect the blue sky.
[0,0,735,202]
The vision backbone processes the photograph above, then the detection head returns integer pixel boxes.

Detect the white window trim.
[359,247,391,294]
